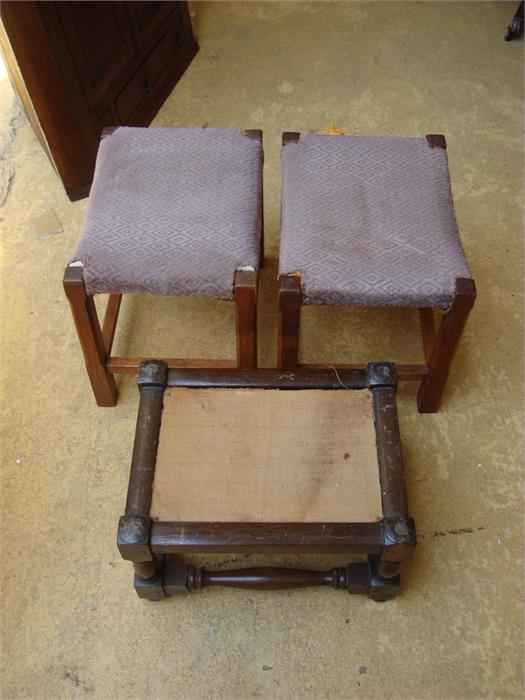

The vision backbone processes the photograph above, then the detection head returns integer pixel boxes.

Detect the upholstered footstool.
[117,360,416,602]
[64,127,263,406]
[278,133,476,412]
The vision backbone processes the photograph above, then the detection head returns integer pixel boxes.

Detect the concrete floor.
[1,2,523,698]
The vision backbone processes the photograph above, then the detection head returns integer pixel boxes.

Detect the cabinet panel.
[56,2,136,110]
[116,31,175,123]
[128,1,176,45]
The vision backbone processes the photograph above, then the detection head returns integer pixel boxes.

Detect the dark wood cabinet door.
[127,1,177,45]
[56,3,136,110]
[1,1,198,201]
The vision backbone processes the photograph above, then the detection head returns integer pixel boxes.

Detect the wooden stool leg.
[133,556,165,601]
[277,274,302,369]
[63,265,118,407]
[234,269,258,369]
[417,278,476,413]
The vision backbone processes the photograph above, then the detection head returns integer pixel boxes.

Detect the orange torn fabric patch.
[324,124,346,135]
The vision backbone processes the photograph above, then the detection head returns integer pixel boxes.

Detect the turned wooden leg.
[365,557,401,601]
[133,555,165,601]
[277,274,302,369]
[63,264,118,407]
[234,269,258,369]
[417,278,476,413]
[369,517,417,602]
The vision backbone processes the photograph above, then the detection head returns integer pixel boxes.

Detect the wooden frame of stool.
[277,133,476,413]
[117,360,416,602]
[63,130,262,407]
[63,266,258,407]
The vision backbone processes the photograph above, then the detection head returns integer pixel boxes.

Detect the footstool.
[278,132,476,412]
[117,360,416,601]
[64,127,263,407]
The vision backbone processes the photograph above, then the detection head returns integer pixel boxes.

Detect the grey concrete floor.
[1,2,523,698]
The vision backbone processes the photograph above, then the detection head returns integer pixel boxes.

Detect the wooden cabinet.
[0,2,198,200]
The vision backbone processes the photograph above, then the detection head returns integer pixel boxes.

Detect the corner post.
[234,269,258,369]
[63,264,118,407]
[277,273,302,369]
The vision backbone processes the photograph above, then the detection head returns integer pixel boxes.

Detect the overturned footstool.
[117,360,416,601]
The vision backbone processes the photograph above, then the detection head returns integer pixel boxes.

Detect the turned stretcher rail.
[135,558,402,600]
[164,564,350,592]
[204,567,346,589]
[160,561,402,600]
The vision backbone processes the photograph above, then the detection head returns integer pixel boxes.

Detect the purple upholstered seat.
[279,134,472,310]
[71,127,262,299]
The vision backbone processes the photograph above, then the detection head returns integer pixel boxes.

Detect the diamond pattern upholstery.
[279,133,472,309]
[71,127,262,299]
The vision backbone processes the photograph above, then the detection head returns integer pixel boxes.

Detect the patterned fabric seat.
[72,127,263,299]
[280,134,472,310]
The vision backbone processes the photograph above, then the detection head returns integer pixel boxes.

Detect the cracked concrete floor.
[0,2,523,699]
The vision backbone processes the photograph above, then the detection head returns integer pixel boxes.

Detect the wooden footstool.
[117,360,416,601]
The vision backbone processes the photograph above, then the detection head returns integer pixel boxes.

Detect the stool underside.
[151,388,383,523]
